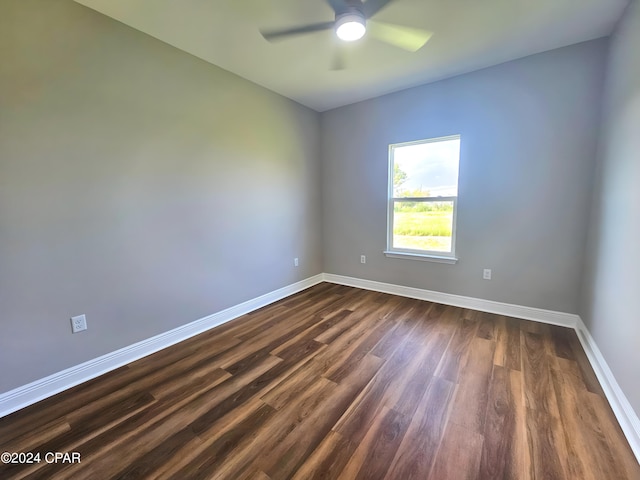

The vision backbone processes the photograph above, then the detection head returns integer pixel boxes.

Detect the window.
[386,135,461,262]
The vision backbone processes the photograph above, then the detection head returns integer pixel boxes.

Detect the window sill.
[383,251,458,264]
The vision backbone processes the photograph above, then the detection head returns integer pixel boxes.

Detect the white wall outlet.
[294,257,299,267]
[71,314,87,333]
[360,255,366,264]
[483,269,492,280]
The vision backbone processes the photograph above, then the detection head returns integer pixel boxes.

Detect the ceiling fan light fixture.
[335,13,366,42]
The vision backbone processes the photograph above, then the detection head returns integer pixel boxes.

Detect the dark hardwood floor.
[1,282,638,479]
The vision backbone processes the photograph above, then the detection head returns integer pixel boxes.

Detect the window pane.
[393,201,454,252]
[393,138,460,198]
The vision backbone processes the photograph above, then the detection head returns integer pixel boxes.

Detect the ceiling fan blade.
[261,21,334,41]
[367,21,432,52]
[362,0,395,19]
[330,46,346,71]
[325,0,350,15]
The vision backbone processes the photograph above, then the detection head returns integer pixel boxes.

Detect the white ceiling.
[74,0,628,112]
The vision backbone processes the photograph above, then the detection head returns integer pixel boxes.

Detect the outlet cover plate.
[71,314,87,333]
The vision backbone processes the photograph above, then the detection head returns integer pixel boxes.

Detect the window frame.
[385,135,461,263]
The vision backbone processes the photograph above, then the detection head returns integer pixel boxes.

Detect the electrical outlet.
[360,255,366,264]
[294,257,299,267]
[71,314,87,333]
[483,269,492,280]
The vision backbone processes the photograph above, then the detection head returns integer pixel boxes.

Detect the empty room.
[1,0,639,478]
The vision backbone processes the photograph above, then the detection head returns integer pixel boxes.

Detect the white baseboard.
[323,273,640,463]
[323,273,580,328]
[574,318,640,462]
[0,274,324,419]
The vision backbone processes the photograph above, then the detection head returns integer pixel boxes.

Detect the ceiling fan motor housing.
[335,9,367,41]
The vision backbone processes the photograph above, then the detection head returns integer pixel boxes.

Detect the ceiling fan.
[260,0,432,69]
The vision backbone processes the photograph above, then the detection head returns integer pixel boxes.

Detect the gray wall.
[581,1,640,414]
[321,40,608,314]
[0,0,322,393]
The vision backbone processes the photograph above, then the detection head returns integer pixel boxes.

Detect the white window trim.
[383,250,458,264]
[386,135,460,263]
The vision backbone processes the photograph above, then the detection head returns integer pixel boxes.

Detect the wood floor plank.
[476,311,498,341]
[332,333,427,444]
[505,317,522,371]
[213,355,383,480]
[259,355,384,479]
[149,366,231,400]
[4,327,239,435]
[447,337,496,434]
[143,396,270,479]
[313,309,366,345]
[551,365,623,480]
[524,407,568,480]
[224,305,292,341]
[312,308,389,378]
[590,394,640,480]
[479,365,520,479]
[368,299,425,359]
[337,406,410,480]
[548,325,575,360]
[0,366,129,445]
[1,283,637,480]
[493,315,508,367]
[434,314,478,382]
[271,309,353,357]
[384,377,455,480]
[111,426,201,480]
[493,316,522,371]
[291,430,357,480]
[245,471,271,480]
[428,422,484,480]
[322,318,395,384]
[47,356,282,480]
[0,417,70,454]
[259,356,326,410]
[163,401,277,480]
[509,367,531,480]
[1,392,158,480]
[521,331,561,417]
[218,305,334,371]
[386,328,453,417]
[215,377,340,480]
